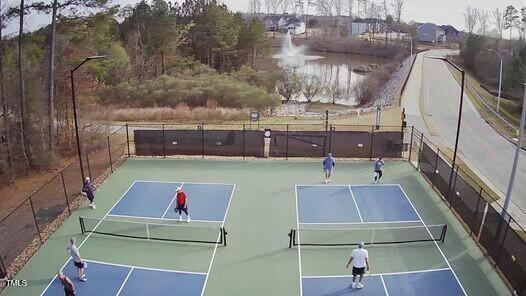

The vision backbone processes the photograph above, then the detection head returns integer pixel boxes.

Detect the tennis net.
[80,216,227,246]
[288,224,447,247]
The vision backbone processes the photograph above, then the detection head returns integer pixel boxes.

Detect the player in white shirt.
[345,242,369,289]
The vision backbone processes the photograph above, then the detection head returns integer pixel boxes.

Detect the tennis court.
[293,183,466,295]
[2,159,511,296]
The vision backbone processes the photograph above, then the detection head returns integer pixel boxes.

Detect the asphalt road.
[402,49,526,226]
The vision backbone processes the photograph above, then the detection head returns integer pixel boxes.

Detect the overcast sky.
[4,0,525,36]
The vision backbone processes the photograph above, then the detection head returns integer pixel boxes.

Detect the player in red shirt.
[174,187,190,222]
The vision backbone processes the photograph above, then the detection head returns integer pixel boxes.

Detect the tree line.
[0,0,271,180]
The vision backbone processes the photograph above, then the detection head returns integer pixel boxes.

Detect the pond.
[273,33,388,106]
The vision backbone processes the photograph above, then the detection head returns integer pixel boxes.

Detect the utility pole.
[502,82,526,216]
[497,57,503,113]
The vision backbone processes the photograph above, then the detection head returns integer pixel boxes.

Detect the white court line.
[161,182,184,219]
[135,180,235,186]
[302,267,452,278]
[380,275,390,296]
[115,267,134,296]
[396,184,467,296]
[295,185,304,296]
[299,220,421,225]
[295,183,400,187]
[297,224,446,231]
[40,181,139,296]
[106,214,221,224]
[348,186,363,223]
[200,184,236,296]
[84,259,207,275]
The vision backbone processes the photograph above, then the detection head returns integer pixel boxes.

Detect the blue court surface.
[296,184,420,224]
[109,181,235,222]
[302,268,464,296]
[43,259,206,296]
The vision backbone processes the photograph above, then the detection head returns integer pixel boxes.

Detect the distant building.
[263,14,305,35]
[417,23,446,44]
[439,25,460,42]
[349,18,386,37]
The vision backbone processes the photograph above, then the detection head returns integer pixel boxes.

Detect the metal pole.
[61,171,71,216]
[107,137,113,173]
[70,70,85,183]
[502,83,526,216]
[446,69,465,201]
[126,123,131,157]
[325,109,329,131]
[497,57,503,114]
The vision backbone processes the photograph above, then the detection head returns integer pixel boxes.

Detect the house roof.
[352,17,384,24]
[418,23,445,33]
[439,25,460,35]
[263,15,282,22]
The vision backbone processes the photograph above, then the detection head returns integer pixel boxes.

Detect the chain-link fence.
[0,125,128,287]
[408,127,526,296]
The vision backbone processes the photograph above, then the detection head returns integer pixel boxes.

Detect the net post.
[441,224,448,243]
[61,171,71,216]
[371,229,375,246]
[146,223,150,239]
[288,229,293,248]
[293,229,296,246]
[201,123,205,159]
[222,228,227,246]
[79,217,85,234]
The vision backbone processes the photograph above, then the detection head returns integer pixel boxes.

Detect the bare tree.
[520,7,526,43]
[301,75,325,102]
[332,0,344,35]
[316,0,332,16]
[279,0,292,14]
[464,5,479,33]
[367,1,382,40]
[478,9,490,36]
[249,0,262,14]
[504,5,519,50]
[0,0,14,178]
[17,0,31,169]
[391,0,403,40]
[347,0,354,35]
[493,8,504,41]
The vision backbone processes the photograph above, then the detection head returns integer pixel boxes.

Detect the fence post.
[61,172,71,216]
[162,124,166,158]
[126,123,131,157]
[107,137,113,173]
[471,187,483,236]
[431,147,440,190]
[85,153,92,179]
[286,124,289,160]
[325,110,329,131]
[417,132,424,170]
[448,164,460,208]
[28,197,43,244]
[328,125,333,154]
[408,126,414,162]
[493,214,512,268]
[369,126,374,161]
[201,123,205,159]
[242,124,246,160]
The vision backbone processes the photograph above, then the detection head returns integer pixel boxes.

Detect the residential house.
[263,15,282,32]
[284,16,306,35]
[417,23,446,44]
[349,18,386,37]
[439,25,460,42]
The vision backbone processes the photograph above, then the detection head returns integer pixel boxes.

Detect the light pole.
[486,49,504,114]
[70,55,107,184]
[502,82,526,216]
[428,56,466,201]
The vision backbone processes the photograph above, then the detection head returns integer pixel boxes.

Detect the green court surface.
[3,158,511,295]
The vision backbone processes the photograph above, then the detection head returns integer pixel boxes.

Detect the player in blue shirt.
[323,153,335,184]
[374,156,385,184]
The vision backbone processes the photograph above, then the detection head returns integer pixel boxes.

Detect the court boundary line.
[115,267,134,296]
[396,184,467,296]
[299,220,421,225]
[200,184,236,296]
[380,275,389,296]
[296,223,446,231]
[106,213,221,223]
[295,185,304,296]
[161,182,184,219]
[347,186,363,223]
[135,180,235,186]
[302,267,452,278]
[39,181,139,296]
[296,184,400,187]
